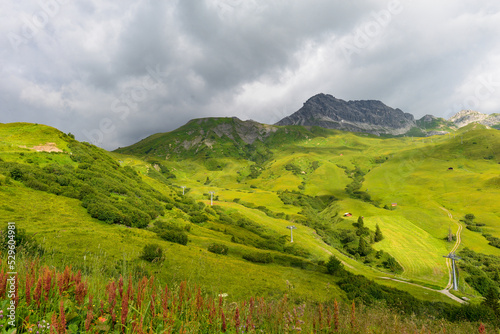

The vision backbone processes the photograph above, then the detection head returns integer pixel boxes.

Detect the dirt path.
[379,277,465,304]
[315,208,466,304]
[440,207,463,290]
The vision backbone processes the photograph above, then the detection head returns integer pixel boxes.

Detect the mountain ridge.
[448,109,500,129]
[275,93,500,136]
[115,116,332,161]
[276,93,416,136]
[116,93,499,159]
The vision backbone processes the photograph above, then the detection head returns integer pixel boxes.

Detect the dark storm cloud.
[1,0,500,150]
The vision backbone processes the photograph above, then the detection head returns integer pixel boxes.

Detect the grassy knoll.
[0,122,71,152]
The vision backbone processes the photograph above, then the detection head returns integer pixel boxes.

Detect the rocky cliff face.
[276,93,415,135]
[449,110,500,128]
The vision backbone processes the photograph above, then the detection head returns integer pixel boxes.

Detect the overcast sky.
[1,1,500,150]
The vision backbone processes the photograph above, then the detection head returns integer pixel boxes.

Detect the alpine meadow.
[1,96,500,333]
[4,0,500,332]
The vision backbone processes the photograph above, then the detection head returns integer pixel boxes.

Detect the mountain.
[276,93,416,135]
[406,114,457,136]
[116,116,331,161]
[449,109,500,129]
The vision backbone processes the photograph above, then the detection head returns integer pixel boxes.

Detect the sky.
[1,0,500,150]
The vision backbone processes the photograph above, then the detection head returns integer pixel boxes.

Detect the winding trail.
[437,207,465,303]
[315,207,466,304]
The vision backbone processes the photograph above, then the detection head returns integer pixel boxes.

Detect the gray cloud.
[1,0,500,150]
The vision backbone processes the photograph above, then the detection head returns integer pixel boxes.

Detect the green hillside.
[116,119,500,295]
[2,121,500,330]
[114,117,332,162]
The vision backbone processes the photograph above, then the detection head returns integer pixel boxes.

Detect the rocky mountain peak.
[448,110,489,127]
[419,114,437,123]
[276,93,415,135]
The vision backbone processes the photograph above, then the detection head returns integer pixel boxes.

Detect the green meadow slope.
[117,119,500,297]
[1,121,500,306]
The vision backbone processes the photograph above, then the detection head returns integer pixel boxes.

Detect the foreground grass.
[0,255,490,334]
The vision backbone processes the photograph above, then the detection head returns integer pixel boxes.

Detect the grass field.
[1,121,500,306]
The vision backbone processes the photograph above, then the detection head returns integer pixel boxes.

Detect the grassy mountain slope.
[116,120,500,297]
[115,117,332,162]
[0,123,348,302]
[2,121,500,310]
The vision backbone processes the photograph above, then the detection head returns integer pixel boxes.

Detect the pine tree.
[374,224,384,242]
[354,216,364,228]
[326,255,344,275]
[358,237,368,256]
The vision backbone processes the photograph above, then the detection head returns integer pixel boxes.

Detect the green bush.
[87,202,124,224]
[273,254,312,269]
[140,243,163,262]
[191,213,208,224]
[383,255,403,273]
[10,167,23,180]
[158,230,188,245]
[0,141,167,229]
[466,225,482,233]
[284,244,311,258]
[242,251,273,264]
[207,243,228,255]
[0,224,44,256]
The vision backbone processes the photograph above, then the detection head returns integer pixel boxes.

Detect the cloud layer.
[2,0,500,149]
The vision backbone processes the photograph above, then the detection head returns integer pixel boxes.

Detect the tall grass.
[0,254,488,333]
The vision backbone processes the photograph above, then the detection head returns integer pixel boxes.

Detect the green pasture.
[2,121,499,305]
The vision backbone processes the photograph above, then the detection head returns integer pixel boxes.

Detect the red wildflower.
[85,295,93,332]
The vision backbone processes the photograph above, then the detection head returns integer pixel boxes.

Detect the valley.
[1,118,499,332]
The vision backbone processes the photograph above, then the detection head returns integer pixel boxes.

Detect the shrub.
[374,224,384,242]
[466,225,482,233]
[24,178,49,192]
[191,213,208,224]
[465,214,476,221]
[158,230,188,245]
[10,167,23,180]
[87,202,123,224]
[274,254,312,269]
[242,251,273,264]
[383,255,403,273]
[0,224,44,256]
[140,243,163,262]
[284,244,311,258]
[207,243,228,255]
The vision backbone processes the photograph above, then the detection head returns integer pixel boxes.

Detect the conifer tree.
[374,224,384,242]
[358,237,368,256]
[355,216,364,228]
[326,255,344,275]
